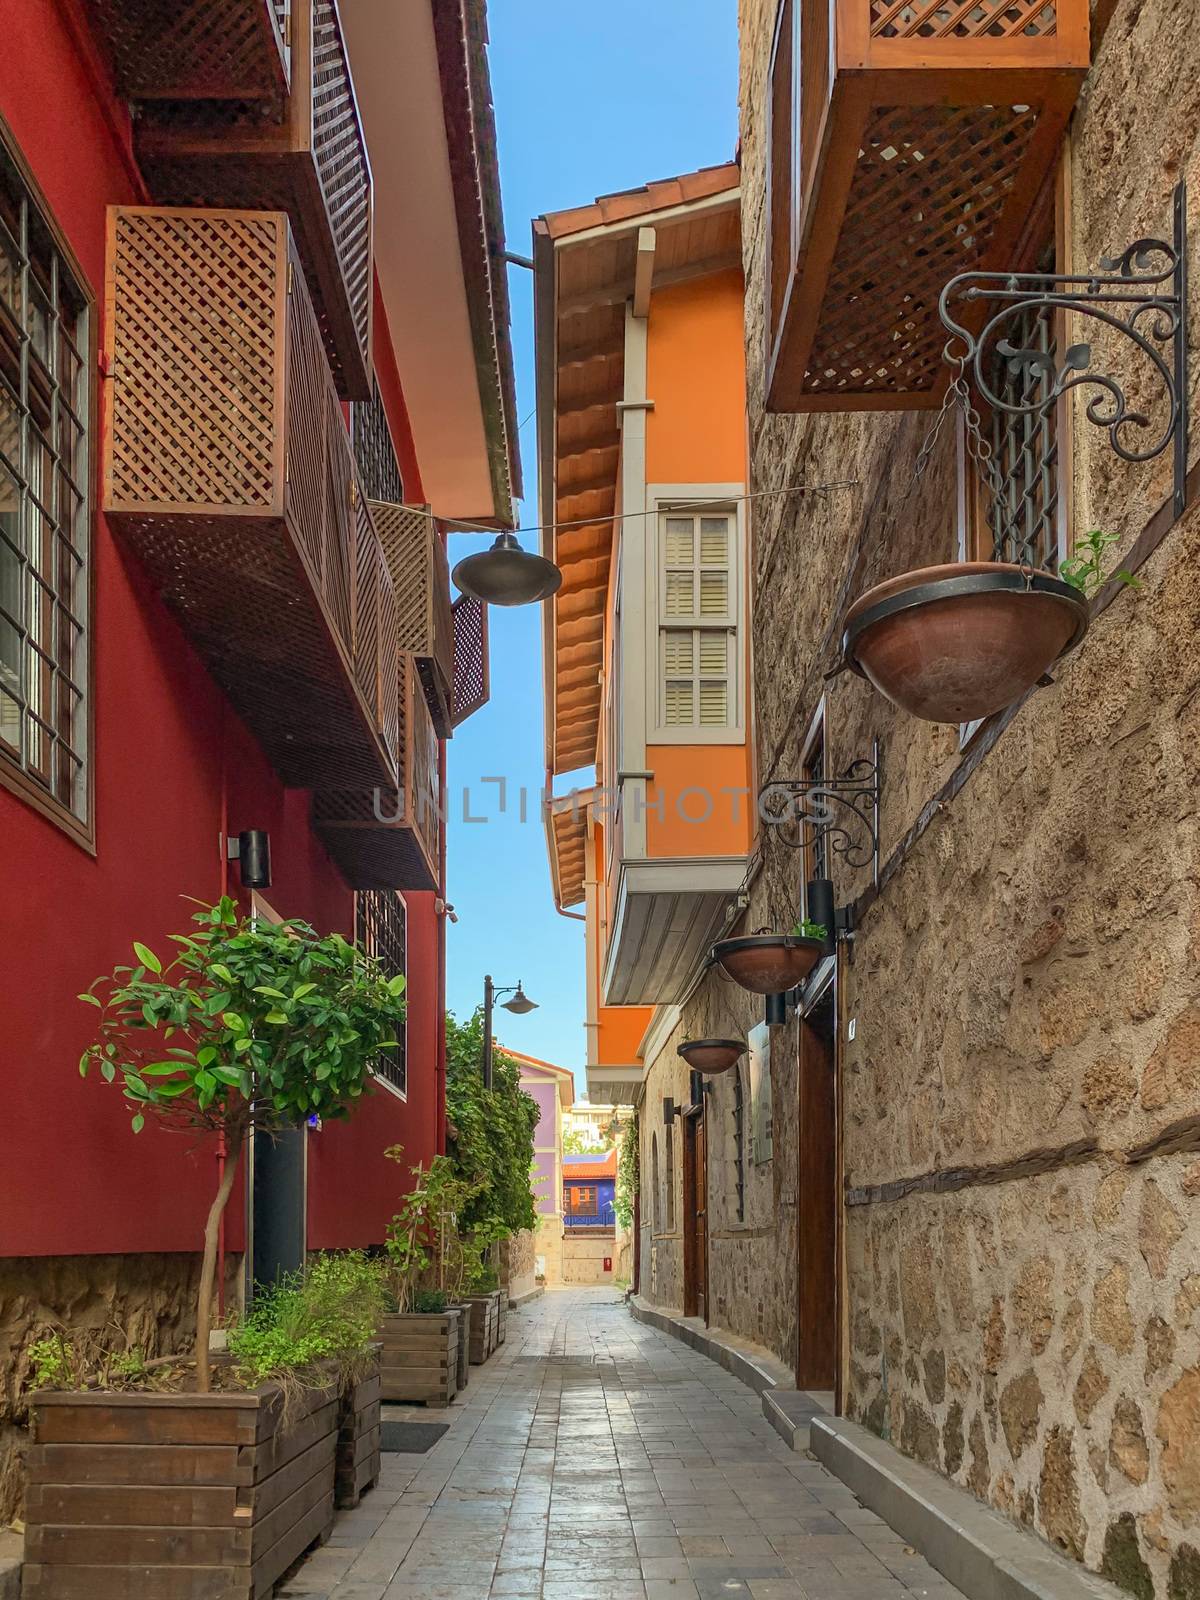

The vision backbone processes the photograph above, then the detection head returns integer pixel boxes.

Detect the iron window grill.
[355,888,407,1095]
[984,264,1061,573]
[351,377,404,506]
[0,141,89,823]
[732,1066,745,1223]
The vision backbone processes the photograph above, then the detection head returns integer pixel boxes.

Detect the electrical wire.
[420,476,860,541]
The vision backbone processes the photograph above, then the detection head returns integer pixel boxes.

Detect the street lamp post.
[481,975,538,1089]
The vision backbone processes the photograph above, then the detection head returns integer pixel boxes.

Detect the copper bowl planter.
[677,1038,746,1075]
[712,935,824,996]
[841,562,1089,725]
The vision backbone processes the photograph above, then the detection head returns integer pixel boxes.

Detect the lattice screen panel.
[91,0,289,107]
[869,0,1057,38]
[800,103,1040,405]
[107,209,283,513]
[451,593,490,727]
[104,206,396,792]
[371,501,455,736]
[135,0,372,399]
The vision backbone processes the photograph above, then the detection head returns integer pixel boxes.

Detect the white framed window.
[651,499,743,742]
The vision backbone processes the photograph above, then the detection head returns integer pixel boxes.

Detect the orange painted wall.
[646,268,746,484]
[643,265,752,860]
[589,819,652,1064]
[644,743,753,859]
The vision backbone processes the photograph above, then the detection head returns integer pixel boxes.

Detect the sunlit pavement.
[280,1287,963,1600]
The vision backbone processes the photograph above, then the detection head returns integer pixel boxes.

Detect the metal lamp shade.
[677,1038,746,1075]
[452,533,562,607]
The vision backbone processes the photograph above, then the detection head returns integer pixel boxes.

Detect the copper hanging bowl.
[712,935,824,995]
[677,1038,746,1075]
[840,562,1089,725]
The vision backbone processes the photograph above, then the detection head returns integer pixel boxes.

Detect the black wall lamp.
[227,829,272,890]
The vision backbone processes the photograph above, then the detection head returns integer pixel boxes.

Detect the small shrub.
[412,1289,449,1314]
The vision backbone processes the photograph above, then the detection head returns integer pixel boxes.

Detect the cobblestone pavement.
[282,1287,964,1600]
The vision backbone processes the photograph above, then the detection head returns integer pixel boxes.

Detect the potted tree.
[712,919,827,995]
[22,897,405,1600]
[379,1154,466,1406]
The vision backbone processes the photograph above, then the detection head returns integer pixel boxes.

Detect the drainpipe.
[436,740,448,1154]
[217,704,228,1318]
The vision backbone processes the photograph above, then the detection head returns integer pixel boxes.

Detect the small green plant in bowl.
[1059,528,1141,600]
[790,919,828,940]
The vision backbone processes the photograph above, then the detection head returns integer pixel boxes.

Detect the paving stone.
[279,1290,963,1600]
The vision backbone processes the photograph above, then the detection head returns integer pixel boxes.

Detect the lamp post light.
[451,532,562,607]
[482,975,538,1089]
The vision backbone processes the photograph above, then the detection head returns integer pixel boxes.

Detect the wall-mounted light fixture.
[227,829,272,890]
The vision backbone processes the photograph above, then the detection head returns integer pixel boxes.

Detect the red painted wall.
[0,0,442,1260]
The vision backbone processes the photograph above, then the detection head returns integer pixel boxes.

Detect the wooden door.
[796,998,837,1389]
[683,1109,708,1321]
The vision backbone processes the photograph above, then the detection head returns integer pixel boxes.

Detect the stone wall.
[714,0,1200,1589]
[502,1229,537,1304]
[0,1251,235,1525]
[535,1214,564,1287]
[561,1233,618,1286]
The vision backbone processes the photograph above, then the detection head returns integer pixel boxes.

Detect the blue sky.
[445,1,738,1087]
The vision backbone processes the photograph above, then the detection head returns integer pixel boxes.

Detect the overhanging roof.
[344,0,521,526]
[546,790,591,912]
[533,165,741,776]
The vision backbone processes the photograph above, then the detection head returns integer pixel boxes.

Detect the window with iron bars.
[970,244,1063,575]
[355,889,407,1095]
[351,377,404,505]
[0,136,90,835]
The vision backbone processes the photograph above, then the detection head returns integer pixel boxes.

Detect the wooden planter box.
[22,1380,338,1600]
[335,1355,381,1510]
[463,1292,501,1364]
[497,1296,508,1346]
[448,1305,471,1393]
[378,1310,460,1407]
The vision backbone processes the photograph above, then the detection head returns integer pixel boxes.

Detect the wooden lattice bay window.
[103,205,398,793]
[133,0,372,400]
[0,135,91,839]
[764,0,1090,412]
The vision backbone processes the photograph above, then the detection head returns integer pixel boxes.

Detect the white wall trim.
[619,305,650,860]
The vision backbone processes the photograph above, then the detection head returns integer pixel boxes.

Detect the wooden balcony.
[766,0,1089,411]
[134,0,372,400]
[90,0,290,110]
[312,659,440,892]
[372,502,455,738]
[102,205,399,791]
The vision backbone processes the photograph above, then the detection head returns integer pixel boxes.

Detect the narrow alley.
[282,1290,963,1600]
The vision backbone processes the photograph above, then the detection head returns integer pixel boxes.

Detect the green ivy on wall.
[614,1111,638,1230]
[445,1010,540,1237]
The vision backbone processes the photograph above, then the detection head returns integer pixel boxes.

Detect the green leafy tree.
[562,1128,608,1155]
[444,1010,539,1238]
[79,897,405,1391]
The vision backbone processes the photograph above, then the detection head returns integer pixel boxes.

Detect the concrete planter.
[23,1379,338,1599]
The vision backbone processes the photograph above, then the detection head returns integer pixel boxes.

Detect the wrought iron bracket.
[940,183,1189,519]
[759,738,881,889]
